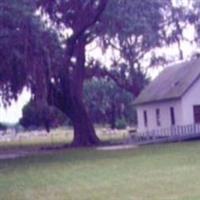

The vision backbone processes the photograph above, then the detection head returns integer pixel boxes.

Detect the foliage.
[20,100,67,131]
[0,0,64,105]
[90,0,189,90]
[0,123,6,131]
[0,0,35,103]
[115,118,127,130]
[190,1,200,47]
[84,78,137,128]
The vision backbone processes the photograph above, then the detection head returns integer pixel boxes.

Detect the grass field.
[1,141,200,200]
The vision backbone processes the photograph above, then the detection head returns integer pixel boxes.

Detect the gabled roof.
[134,58,200,106]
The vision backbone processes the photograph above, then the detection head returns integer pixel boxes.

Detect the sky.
[0,89,31,124]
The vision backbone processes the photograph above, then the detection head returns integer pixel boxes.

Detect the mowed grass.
[1,142,200,200]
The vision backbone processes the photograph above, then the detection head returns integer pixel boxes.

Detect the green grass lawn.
[0,142,200,200]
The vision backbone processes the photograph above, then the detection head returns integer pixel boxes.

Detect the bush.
[115,118,127,130]
[20,99,67,132]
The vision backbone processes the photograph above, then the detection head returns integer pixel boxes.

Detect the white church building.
[134,58,200,135]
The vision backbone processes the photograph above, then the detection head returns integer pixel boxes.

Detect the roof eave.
[133,97,181,106]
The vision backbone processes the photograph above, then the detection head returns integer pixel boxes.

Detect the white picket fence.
[132,124,200,143]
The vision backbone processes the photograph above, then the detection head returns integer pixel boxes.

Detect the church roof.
[134,58,200,105]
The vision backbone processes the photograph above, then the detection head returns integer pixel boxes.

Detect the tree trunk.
[70,36,100,146]
[48,36,100,147]
[68,98,100,147]
[48,86,100,146]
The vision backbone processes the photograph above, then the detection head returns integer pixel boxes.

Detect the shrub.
[115,118,127,130]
